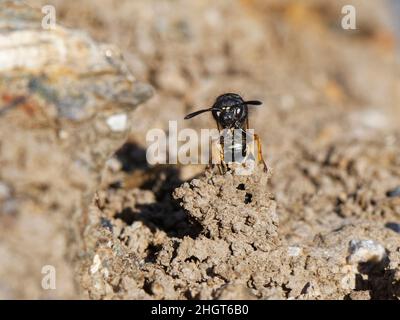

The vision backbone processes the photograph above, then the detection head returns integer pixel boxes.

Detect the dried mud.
[2,0,400,299]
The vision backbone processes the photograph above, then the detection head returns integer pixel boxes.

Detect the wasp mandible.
[184,93,268,175]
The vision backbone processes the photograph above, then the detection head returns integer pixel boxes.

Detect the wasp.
[184,93,268,174]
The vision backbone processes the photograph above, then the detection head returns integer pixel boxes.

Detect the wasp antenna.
[245,100,263,106]
[184,108,214,120]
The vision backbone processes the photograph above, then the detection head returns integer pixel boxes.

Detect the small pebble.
[191,179,201,187]
[58,130,69,140]
[288,246,302,257]
[386,186,400,198]
[106,113,127,132]
[385,222,400,233]
[105,157,122,172]
[347,239,386,264]
[90,254,101,274]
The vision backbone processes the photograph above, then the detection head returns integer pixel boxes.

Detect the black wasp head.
[184,93,262,129]
[212,93,247,129]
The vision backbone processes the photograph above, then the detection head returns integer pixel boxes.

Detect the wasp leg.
[210,136,226,174]
[254,134,268,172]
[218,142,228,174]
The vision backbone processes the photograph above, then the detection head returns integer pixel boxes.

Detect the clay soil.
[18,0,400,299]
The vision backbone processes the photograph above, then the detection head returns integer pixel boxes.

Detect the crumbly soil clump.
[80,163,399,299]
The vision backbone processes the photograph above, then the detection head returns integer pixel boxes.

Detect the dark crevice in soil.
[144,243,162,263]
[113,142,202,238]
[355,255,397,300]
